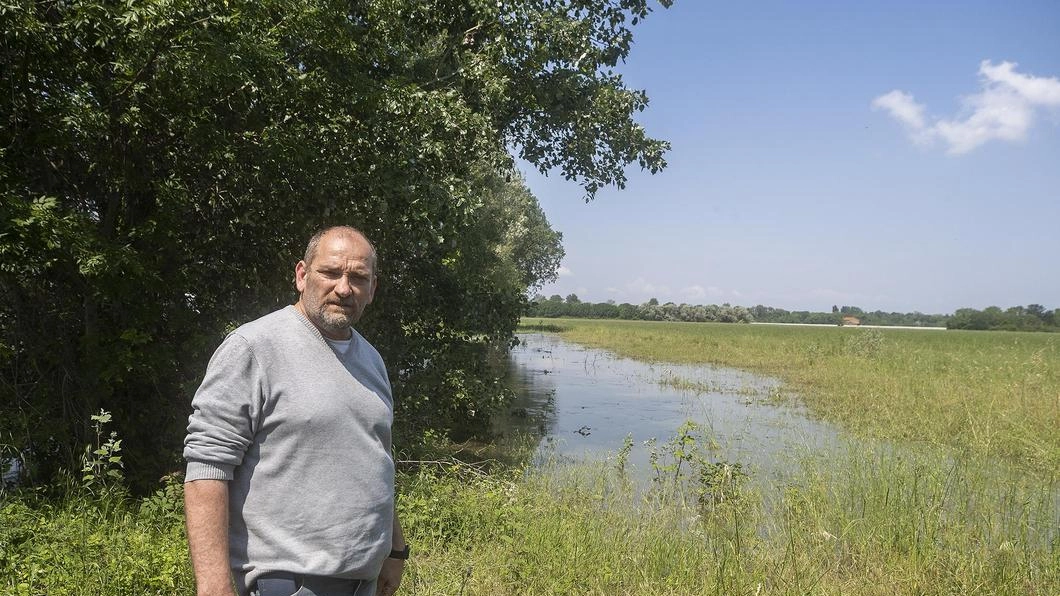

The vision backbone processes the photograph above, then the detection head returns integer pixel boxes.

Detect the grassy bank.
[521,318,1060,473]
[4,320,1057,594]
[402,445,1058,595]
[6,447,1055,595]
[1,481,192,595]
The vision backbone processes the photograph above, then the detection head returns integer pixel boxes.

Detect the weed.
[645,420,747,517]
[843,328,885,358]
[615,433,634,479]
[80,410,123,494]
[139,473,185,527]
[1,412,192,595]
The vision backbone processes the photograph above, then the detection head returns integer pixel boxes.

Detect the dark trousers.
[249,572,374,596]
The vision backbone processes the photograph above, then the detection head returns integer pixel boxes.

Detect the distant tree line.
[947,305,1058,331]
[528,298,1058,332]
[528,295,754,323]
[754,305,949,327]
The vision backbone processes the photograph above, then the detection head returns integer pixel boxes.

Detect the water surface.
[498,333,843,481]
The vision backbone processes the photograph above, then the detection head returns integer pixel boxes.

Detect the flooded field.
[498,333,842,481]
[498,325,1059,555]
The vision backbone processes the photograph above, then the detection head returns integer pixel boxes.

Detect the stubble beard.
[316,302,359,335]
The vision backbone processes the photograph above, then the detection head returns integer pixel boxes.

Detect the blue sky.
[523,0,1060,314]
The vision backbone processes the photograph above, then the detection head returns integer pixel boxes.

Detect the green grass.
[4,320,1058,595]
[3,448,1057,595]
[0,483,192,595]
[520,318,1060,474]
[399,446,1058,595]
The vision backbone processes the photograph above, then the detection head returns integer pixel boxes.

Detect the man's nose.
[334,276,353,297]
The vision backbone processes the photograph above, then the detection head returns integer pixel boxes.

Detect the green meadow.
[3,319,1058,595]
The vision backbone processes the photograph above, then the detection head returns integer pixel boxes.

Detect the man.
[184,226,407,596]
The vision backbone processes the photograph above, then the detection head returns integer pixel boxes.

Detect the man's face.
[295,230,377,339]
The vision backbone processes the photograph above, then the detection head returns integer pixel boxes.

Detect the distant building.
[842,315,861,326]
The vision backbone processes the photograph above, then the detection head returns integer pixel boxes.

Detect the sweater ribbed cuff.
[184,461,235,482]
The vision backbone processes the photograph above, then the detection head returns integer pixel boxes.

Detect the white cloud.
[680,285,707,300]
[679,285,734,302]
[873,60,1060,154]
[980,60,1060,106]
[626,277,671,300]
[872,90,927,130]
[556,265,573,277]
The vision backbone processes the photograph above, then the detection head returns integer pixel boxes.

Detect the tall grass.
[398,442,1058,595]
[1,481,192,595]
[521,318,1060,473]
[3,449,1056,595]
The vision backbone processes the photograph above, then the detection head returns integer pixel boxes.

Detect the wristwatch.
[388,544,411,560]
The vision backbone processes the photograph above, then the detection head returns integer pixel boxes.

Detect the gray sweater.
[184,306,394,587]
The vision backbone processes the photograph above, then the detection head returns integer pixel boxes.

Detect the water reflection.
[498,333,843,481]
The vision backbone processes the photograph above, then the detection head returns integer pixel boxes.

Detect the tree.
[0,0,670,489]
[565,293,581,304]
[1026,304,1047,321]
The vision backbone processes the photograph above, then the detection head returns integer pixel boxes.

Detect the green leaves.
[1,0,665,488]
[80,410,124,491]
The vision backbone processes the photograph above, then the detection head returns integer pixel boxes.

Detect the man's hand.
[375,558,404,596]
[377,502,406,595]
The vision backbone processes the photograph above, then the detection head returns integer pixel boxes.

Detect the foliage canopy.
[0,0,670,489]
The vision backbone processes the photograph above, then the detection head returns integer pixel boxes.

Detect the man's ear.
[294,261,308,293]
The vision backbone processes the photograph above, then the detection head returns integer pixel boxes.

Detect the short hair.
[303,225,378,273]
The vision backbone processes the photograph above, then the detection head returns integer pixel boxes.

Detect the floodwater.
[498,334,1059,543]
[497,333,844,482]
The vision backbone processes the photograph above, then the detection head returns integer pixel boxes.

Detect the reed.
[399,440,1059,595]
